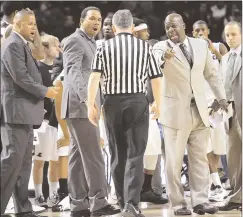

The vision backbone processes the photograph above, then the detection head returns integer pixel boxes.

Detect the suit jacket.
[1,32,48,125]
[61,28,101,119]
[221,49,242,128]
[153,37,226,129]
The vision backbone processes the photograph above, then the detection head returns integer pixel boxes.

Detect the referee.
[87,10,162,217]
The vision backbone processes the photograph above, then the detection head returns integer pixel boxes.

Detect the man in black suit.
[1,9,59,217]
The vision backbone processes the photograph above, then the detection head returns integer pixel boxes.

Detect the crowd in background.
[1,1,241,42]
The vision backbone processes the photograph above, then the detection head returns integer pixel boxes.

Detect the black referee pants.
[103,93,149,208]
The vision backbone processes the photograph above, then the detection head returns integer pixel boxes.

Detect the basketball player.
[33,34,61,207]
[192,20,228,202]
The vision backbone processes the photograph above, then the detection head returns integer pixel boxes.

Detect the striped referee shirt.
[91,32,162,95]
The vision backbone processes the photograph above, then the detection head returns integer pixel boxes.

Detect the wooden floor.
[36,203,241,217]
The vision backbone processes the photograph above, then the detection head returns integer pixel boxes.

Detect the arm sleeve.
[148,46,163,79]
[63,37,87,101]
[152,42,166,68]
[2,42,48,99]
[91,45,104,74]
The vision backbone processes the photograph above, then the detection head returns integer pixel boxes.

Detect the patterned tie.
[179,43,193,69]
[227,52,237,82]
[26,42,32,52]
[225,52,237,100]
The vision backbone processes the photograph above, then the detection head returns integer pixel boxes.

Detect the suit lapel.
[232,52,242,82]
[24,43,40,69]
[166,40,185,65]
[76,28,96,54]
[12,32,40,70]
[188,37,200,70]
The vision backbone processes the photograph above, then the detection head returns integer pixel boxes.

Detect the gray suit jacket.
[221,50,242,128]
[61,28,101,119]
[153,37,226,129]
[1,32,48,125]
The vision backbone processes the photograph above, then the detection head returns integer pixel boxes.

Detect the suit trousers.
[162,103,210,209]
[1,122,33,214]
[103,93,149,208]
[66,118,108,212]
[227,106,242,203]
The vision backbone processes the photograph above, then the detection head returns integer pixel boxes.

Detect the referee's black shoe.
[91,205,120,216]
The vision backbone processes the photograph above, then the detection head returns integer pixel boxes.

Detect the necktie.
[26,42,32,52]
[179,43,193,69]
[225,52,237,100]
[227,52,237,82]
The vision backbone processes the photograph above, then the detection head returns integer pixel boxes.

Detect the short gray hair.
[225,21,242,32]
[112,9,133,29]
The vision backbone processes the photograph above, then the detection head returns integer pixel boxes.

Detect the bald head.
[164,13,186,44]
[165,13,184,25]
[13,9,37,41]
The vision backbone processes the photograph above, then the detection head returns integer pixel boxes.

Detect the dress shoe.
[219,202,242,211]
[140,190,168,204]
[193,203,218,215]
[15,211,47,217]
[91,205,120,216]
[121,203,145,217]
[70,210,90,217]
[174,207,191,216]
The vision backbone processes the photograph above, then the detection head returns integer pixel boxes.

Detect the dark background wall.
[1,1,242,42]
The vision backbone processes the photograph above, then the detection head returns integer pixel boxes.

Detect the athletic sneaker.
[121,203,145,217]
[52,196,70,212]
[209,185,227,202]
[34,195,47,207]
[47,191,59,207]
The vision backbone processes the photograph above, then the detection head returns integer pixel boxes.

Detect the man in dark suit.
[1,9,59,217]
[219,21,242,211]
[61,6,119,217]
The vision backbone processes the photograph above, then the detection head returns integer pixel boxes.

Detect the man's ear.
[133,31,138,37]
[182,22,186,30]
[80,18,84,27]
[208,29,210,35]
[131,23,135,33]
[112,25,116,34]
[192,30,195,37]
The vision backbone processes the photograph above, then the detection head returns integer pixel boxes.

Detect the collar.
[80,27,94,40]
[116,32,133,36]
[13,31,28,44]
[230,45,242,56]
[168,36,189,48]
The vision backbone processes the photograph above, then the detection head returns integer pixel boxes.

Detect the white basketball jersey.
[205,42,221,104]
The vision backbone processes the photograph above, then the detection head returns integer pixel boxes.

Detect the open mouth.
[30,32,35,37]
[170,34,178,40]
[93,27,98,31]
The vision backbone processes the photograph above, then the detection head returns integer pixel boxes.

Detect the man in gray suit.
[153,13,228,216]
[61,7,119,217]
[219,21,242,211]
[1,10,59,217]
